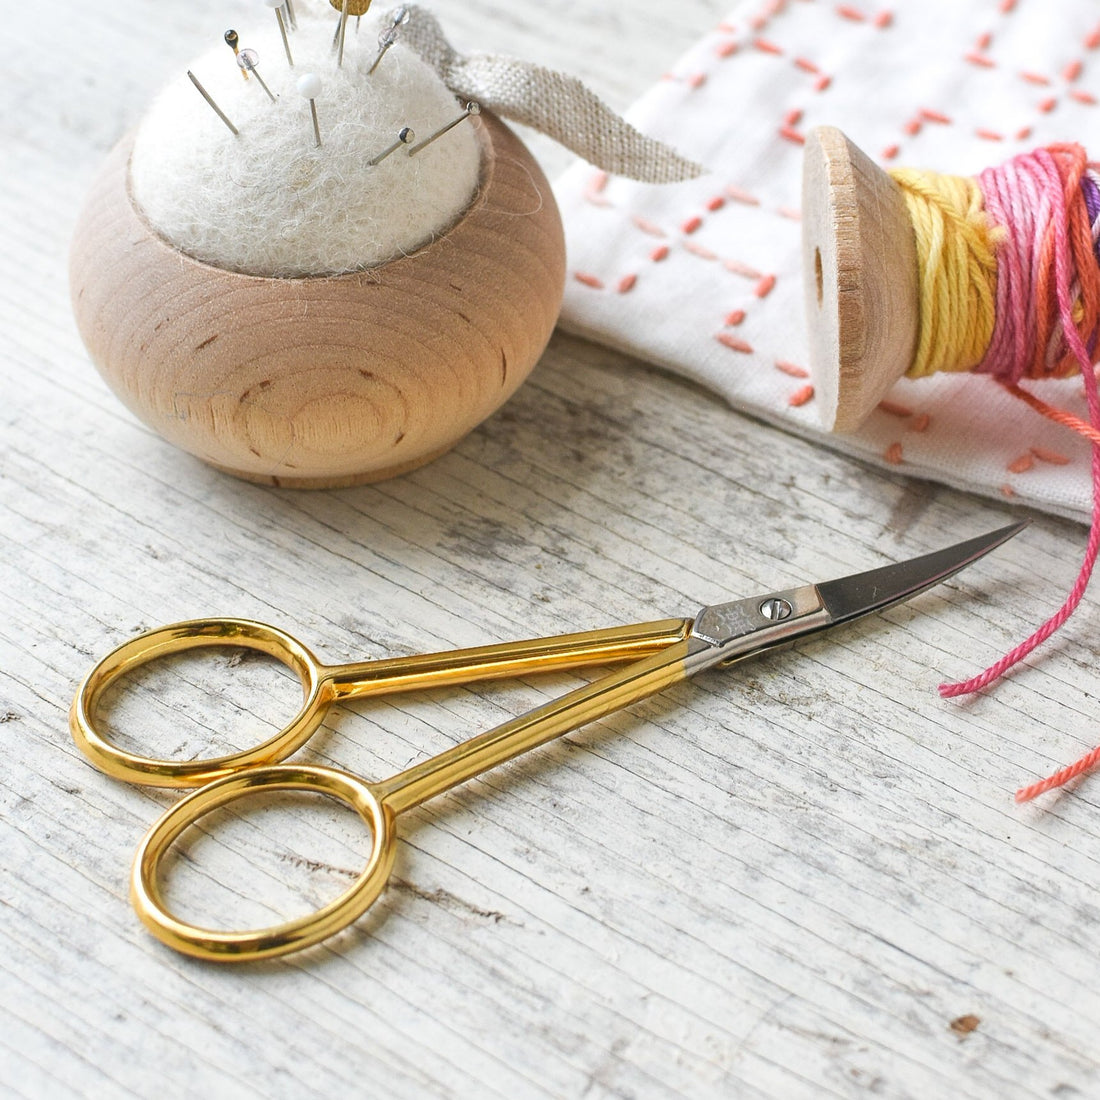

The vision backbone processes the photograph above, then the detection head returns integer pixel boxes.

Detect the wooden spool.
[70,111,566,488]
[801,125,920,432]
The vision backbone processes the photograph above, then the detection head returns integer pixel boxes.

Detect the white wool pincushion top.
[129,5,481,277]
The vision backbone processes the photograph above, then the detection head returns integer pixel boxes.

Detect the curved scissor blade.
[815,521,1027,626]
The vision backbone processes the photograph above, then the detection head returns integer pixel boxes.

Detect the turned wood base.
[70,112,566,487]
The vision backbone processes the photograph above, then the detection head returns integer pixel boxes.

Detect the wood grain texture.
[5,1,1100,1098]
[70,113,565,487]
[803,126,919,432]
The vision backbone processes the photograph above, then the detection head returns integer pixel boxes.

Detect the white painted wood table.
[5,1,1100,1096]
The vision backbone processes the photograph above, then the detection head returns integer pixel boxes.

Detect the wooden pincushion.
[802,125,920,432]
[70,111,566,487]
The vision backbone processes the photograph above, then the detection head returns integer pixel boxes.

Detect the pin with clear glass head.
[237,49,276,101]
[407,101,481,156]
[368,6,410,74]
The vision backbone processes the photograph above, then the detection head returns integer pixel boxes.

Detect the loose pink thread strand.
[933,146,1100,801]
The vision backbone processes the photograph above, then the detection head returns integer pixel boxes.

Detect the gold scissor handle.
[71,616,693,789]
[129,636,705,961]
[70,619,330,788]
[131,764,395,961]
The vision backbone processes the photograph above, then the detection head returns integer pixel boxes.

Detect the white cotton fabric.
[130,7,481,276]
[553,0,1100,524]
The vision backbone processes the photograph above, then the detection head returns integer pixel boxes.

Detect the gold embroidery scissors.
[71,522,1024,962]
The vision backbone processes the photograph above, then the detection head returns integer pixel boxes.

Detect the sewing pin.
[283,0,297,31]
[407,102,481,156]
[237,48,277,102]
[368,6,410,75]
[187,70,239,135]
[263,0,294,66]
[298,72,323,146]
[225,29,248,80]
[368,126,415,165]
[336,0,351,66]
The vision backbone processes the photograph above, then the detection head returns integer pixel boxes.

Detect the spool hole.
[814,246,823,306]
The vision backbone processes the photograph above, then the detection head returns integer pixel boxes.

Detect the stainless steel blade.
[815,520,1027,626]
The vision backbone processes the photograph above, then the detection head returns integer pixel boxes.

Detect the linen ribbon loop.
[400,6,704,183]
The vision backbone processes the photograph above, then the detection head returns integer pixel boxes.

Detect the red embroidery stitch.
[684,241,718,260]
[1031,446,1071,465]
[776,359,810,378]
[725,259,763,278]
[632,216,666,237]
[725,186,760,205]
[616,274,637,293]
[716,333,754,353]
[574,272,603,289]
[754,274,777,298]
[877,399,913,416]
[788,384,815,406]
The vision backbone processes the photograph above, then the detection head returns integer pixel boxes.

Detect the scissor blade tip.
[817,518,1026,625]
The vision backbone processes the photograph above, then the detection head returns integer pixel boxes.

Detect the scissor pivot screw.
[759,597,793,621]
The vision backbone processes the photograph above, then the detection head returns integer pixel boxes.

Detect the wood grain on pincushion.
[69,112,565,487]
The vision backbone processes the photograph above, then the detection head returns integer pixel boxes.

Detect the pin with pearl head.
[297,72,323,146]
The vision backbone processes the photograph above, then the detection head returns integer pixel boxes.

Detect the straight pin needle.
[187,71,239,134]
[298,72,323,146]
[337,0,350,66]
[407,102,481,156]
[264,0,294,66]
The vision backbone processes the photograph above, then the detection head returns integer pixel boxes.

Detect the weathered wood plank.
[5,0,1100,1097]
